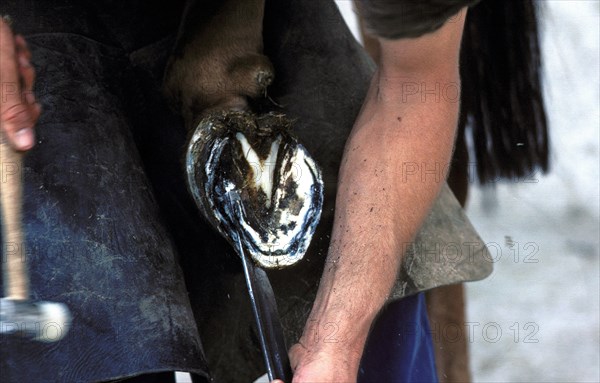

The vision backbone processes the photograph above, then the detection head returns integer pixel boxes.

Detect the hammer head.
[0,298,71,342]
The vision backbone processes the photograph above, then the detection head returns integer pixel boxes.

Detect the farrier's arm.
[287,12,467,383]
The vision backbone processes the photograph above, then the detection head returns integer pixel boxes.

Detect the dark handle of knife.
[227,192,293,381]
[241,252,293,382]
[253,264,293,381]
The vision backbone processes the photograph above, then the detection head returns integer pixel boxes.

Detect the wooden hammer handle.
[0,134,29,300]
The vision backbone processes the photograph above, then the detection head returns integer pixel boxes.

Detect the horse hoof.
[186,110,324,269]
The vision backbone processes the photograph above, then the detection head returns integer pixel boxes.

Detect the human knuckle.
[1,103,32,128]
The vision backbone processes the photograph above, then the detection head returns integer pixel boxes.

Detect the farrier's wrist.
[298,279,383,359]
[297,321,367,364]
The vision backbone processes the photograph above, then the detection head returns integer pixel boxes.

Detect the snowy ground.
[183,1,600,382]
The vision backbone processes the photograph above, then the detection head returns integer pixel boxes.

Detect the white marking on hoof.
[236,132,281,207]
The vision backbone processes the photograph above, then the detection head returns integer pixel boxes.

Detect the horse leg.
[427,125,472,382]
[164,0,271,129]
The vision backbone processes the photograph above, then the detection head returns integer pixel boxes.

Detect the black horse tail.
[459,0,549,184]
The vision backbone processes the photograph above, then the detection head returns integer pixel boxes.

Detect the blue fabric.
[358,293,439,383]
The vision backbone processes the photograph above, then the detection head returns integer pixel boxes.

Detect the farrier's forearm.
[300,14,465,362]
[304,75,459,352]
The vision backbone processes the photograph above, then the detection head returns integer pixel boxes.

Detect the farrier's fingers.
[0,18,36,150]
[15,34,41,122]
[15,35,35,90]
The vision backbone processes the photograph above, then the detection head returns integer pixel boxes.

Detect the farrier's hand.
[287,340,360,383]
[0,16,41,151]
[270,343,359,383]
